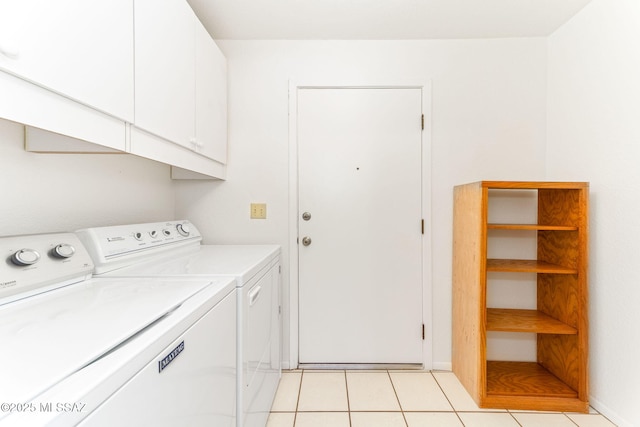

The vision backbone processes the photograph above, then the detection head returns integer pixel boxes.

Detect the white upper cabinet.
[134,0,195,149]
[0,0,226,178]
[134,0,227,166]
[195,19,228,164]
[0,0,134,122]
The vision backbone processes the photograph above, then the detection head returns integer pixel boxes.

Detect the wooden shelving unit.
[452,181,589,412]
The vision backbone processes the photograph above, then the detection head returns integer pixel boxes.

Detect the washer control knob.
[11,249,41,266]
[133,232,144,241]
[149,230,158,239]
[176,223,190,237]
[52,244,75,259]
[162,229,172,237]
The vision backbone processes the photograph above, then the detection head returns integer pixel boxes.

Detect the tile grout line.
[509,409,524,427]
[344,370,352,427]
[386,370,410,427]
[561,412,579,427]
[293,370,304,426]
[430,371,466,426]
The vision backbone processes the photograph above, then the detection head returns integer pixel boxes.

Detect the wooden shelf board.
[486,308,577,334]
[486,361,578,398]
[481,181,588,190]
[487,259,577,274]
[487,223,577,231]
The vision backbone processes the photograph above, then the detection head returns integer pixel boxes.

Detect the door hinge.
[421,219,424,235]
[421,114,424,130]
[422,324,425,340]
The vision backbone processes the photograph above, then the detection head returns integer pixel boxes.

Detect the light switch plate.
[250,203,267,219]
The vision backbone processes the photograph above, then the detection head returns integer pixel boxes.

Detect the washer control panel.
[0,233,94,304]
[76,220,202,274]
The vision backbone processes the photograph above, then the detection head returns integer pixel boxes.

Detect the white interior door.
[298,88,423,365]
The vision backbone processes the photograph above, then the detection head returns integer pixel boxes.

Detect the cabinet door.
[134,0,195,148]
[0,0,134,122]
[195,20,227,163]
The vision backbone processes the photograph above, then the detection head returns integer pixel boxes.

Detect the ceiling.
[187,0,592,40]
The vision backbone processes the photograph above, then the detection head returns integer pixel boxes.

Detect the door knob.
[302,212,312,221]
[301,236,312,246]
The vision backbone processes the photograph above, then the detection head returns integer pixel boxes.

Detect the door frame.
[287,80,433,370]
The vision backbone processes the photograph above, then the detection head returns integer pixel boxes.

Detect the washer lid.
[0,277,212,405]
[105,245,281,285]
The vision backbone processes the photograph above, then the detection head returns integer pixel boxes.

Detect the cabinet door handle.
[0,43,20,60]
[188,137,203,152]
[248,285,262,306]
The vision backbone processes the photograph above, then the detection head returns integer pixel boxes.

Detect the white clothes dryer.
[77,220,281,427]
[0,231,236,427]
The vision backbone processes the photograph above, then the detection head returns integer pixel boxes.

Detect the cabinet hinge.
[421,114,424,130]
[421,219,424,235]
[422,324,425,340]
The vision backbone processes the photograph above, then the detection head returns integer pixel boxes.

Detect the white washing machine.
[0,231,236,427]
[77,220,281,427]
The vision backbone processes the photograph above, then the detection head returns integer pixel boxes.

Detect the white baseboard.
[589,395,631,427]
[432,362,452,371]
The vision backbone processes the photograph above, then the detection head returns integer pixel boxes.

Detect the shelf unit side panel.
[538,274,579,327]
[577,188,589,401]
[538,189,581,226]
[537,334,581,393]
[452,183,486,403]
[538,230,579,269]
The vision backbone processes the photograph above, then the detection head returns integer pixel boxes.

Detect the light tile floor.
[267,370,617,427]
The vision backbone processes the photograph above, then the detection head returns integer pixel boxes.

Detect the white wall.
[547,1,640,425]
[0,118,176,236]
[175,39,548,369]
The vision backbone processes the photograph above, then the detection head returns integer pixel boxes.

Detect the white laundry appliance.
[0,230,237,427]
[77,220,281,427]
